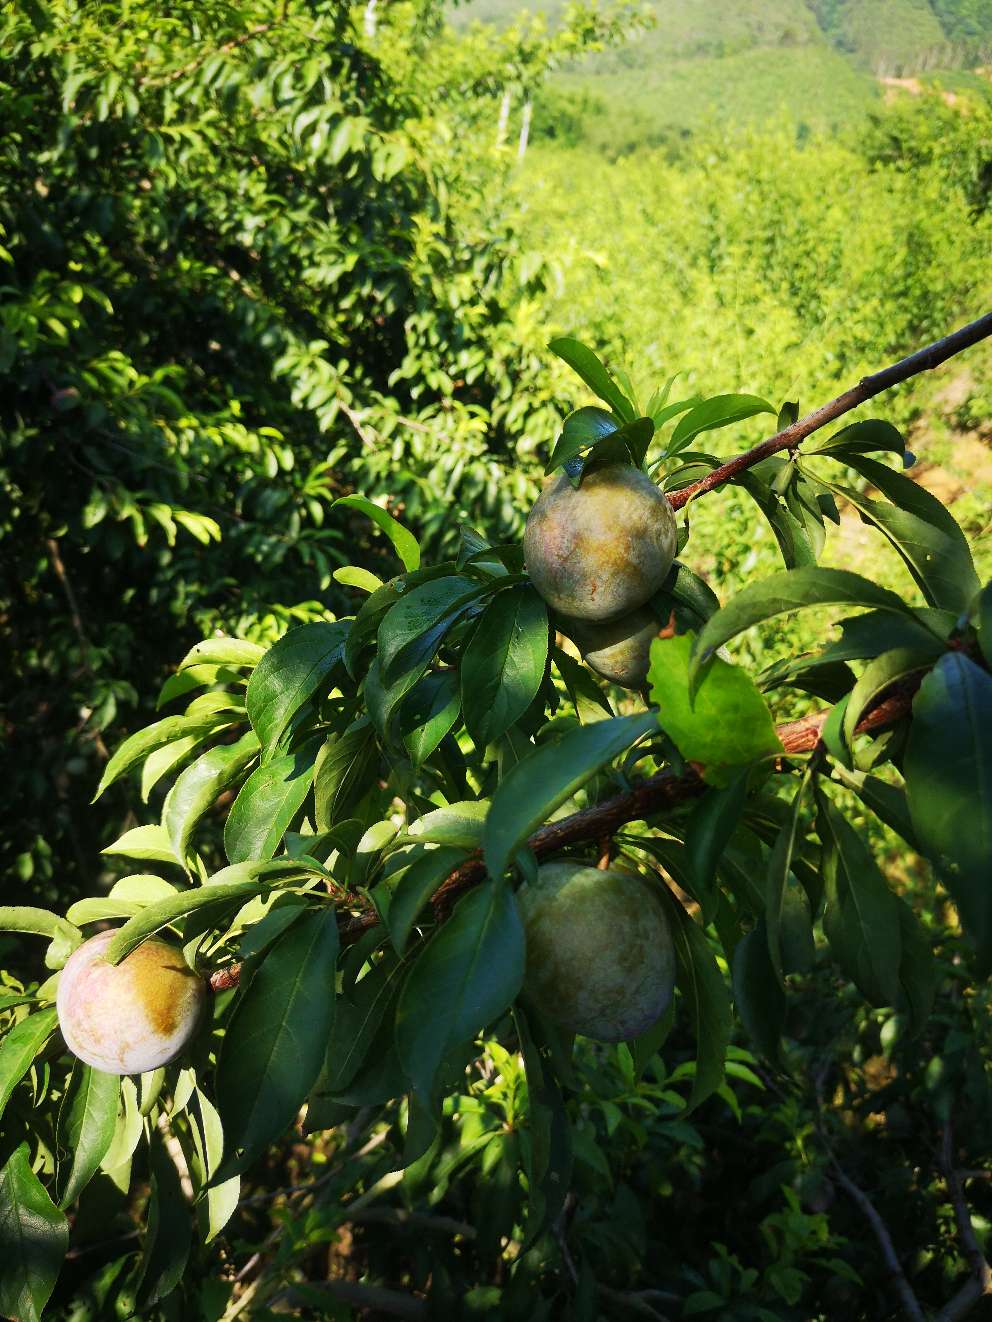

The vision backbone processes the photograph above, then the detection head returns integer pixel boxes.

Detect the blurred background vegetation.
[2,0,992,1316]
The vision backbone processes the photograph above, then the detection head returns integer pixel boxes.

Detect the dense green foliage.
[3,3,992,1321]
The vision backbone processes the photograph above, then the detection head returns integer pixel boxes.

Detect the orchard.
[4,312,992,1320]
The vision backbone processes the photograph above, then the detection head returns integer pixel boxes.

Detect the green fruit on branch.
[559,604,659,690]
[523,463,677,621]
[56,930,207,1075]
[516,861,676,1042]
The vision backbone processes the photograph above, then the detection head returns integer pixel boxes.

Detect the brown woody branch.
[668,310,992,510]
[208,671,919,990]
[936,1119,992,1322]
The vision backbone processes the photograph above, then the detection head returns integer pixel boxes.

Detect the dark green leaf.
[691,568,935,685]
[216,907,339,1177]
[842,645,941,748]
[224,739,320,864]
[905,654,992,958]
[805,418,907,458]
[395,880,525,1097]
[313,721,379,829]
[669,393,775,453]
[332,495,421,571]
[548,337,635,422]
[388,846,467,955]
[652,560,720,627]
[829,766,920,850]
[649,634,782,784]
[765,774,811,982]
[0,1143,69,1322]
[977,582,992,669]
[378,575,482,680]
[56,1064,119,1208]
[545,405,620,473]
[686,775,749,903]
[0,1009,58,1125]
[896,900,937,1036]
[819,796,902,1004]
[247,622,348,757]
[656,888,731,1112]
[400,672,461,766]
[461,586,548,749]
[136,1130,191,1309]
[483,713,656,881]
[732,920,784,1062]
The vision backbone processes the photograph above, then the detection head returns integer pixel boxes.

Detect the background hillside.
[460,0,992,148]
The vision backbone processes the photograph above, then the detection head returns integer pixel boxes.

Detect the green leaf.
[94,712,238,800]
[136,1130,191,1309]
[189,1089,239,1243]
[216,907,339,1177]
[976,581,992,669]
[99,1077,143,1175]
[313,720,379,830]
[765,774,811,982]
[247,621,348,757]
[0,1143,69,1322]
[580,416,655,475]
[409,800,489,849]
[825,458,978,613]
[685,775,748,912]
[896,900,937,1036]
[461,586,548,749]
[400,672,461,766]
[905,654,992,958]
[334,565,385,594]
[395,880,525,1097]
[0,907,81,951]
[483,712,657,881]
[56,1064,120,1208]
[545,405,620,473]
[141,733,216,802]
[691,568,933,685]
[104,879,280,963]
[164,731,260,860]
[669,393,775,453]
[648,634,782,784]
[652,561,721,629]
[829,766,920,850]
[224,739,320,864]
[333,495,421,571]
[805,418,907,458]
[0,1009,58,1125]
[378,575,483,680]
[819,796,902,1005]
[101,824,181,865]
[732,920,784,1062]
[177,638,265,671]
[842,645,942,748]
[548,337,635,422]
[388,846,467,955]
[656,889,731,1112]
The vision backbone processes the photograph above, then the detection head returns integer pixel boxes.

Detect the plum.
[516,861,676,1042]
[56,929,207,1075]
[524,464,677,621]
[559,604,659,690]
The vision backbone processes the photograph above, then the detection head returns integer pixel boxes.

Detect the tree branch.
[668,310,992,510]
[208,672,920,991]
[935,1119,992,1322]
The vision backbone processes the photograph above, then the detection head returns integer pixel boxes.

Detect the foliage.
[4,3,992,1320]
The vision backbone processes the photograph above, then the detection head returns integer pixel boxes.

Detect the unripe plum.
[516,861,676,1042]
[559,604,659,690]
[524,464,677,621]
[56,929,206,1075]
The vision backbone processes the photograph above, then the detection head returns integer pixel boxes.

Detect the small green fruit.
[516,861,676,1042]
[56,929,207,1075]
[523,464,677,621]
[559,605,659,690]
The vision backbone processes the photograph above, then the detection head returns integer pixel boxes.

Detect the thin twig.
[284,1280,427,1320]
[45,538,109,760]
[812,1067,925,1322]
[935,1119,992,1322]
[140,23,278,87]
[668,311,992,510]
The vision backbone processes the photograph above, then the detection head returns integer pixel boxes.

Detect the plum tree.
[558,604,659,690]
[523,464,677,620]
[56,930,207,1075]
[515,860,676,1042]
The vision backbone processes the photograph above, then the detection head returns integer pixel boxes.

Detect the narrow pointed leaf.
[0,1143,69,1322]
[461,585,548,749]
[548,337,635,421]
[246,621,348,756]
[56,1064,120,1207]
[333,496,421,571]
